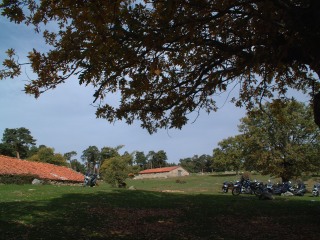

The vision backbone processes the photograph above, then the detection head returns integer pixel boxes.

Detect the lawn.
[1,174,320,240]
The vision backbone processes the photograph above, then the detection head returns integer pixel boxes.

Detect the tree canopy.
[212,135,243,174]
[1,0,319,132]
[239,99,320,181]
[1,127,36,159]
[28,146,68,166]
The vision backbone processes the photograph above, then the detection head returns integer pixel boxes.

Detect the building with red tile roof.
[0,155,84,183]
[136,166,189,179]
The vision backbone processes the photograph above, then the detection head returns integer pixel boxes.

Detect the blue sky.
[0,15,308,164]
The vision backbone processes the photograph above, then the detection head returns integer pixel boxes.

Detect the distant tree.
[27,145,40,158]
[212,136,244,174]
[146,151,156,169]
[154,150,168,168]
[134,151,147,169]
[239,100,320,182]
[99,145,124,174]
[197,154,214,173]
[2,1,320,132]
[179,157,196,173]
[70,159,86,174]
[180,154,213,173]
[146,150,168,168]
[64,151,77,166]
[28,147,68,166]
[81,146,100,174]
[0,142,15,157]
[1,127,36,159]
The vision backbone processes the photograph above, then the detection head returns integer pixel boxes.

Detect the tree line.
[0,129,172,172]
[1,100,320,185]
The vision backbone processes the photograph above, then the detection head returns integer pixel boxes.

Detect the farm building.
[135,166,189,179]
[0,155,84,183]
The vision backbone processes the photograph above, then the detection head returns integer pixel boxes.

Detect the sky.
[0,14,308,164]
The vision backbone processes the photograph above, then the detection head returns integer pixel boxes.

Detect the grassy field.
[1,174,320,240]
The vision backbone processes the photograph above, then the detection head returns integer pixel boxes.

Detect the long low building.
[0,155,84,183]
[135,166,189,179]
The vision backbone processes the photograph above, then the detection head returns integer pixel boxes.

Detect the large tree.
[1,1,320,132]
[239,99,320,182]
[1,127,36,159]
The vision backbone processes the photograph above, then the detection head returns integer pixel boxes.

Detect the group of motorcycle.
[221,177,318,197]
[222,178,265,196]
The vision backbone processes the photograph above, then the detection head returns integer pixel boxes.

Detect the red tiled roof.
[139,166,180,174]
[0,155,84,182]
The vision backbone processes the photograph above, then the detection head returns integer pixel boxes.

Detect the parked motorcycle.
[289,181,306,196]
[232,178,264,196]
[312,183,320,197]
[270,181,292,195]
[268,181,306,196]
[222,181,234,193]
[84,173,98,187]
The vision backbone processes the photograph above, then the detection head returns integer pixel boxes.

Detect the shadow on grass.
[1,189,320,240]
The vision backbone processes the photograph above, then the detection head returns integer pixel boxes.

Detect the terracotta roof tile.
[139,166,180,174]
[0,155,84,182]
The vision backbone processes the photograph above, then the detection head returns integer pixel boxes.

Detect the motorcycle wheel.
[222,188,228,193]
[232,187,241,196]
[254,188,263,196]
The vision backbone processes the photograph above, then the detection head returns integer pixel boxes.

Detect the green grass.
[1,175,320,239]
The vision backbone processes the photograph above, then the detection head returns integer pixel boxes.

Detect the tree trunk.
[16,151,20,159]
[313,91,320,127]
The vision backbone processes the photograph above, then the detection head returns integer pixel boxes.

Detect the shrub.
[0,174,39,184]
[175,179,186,184]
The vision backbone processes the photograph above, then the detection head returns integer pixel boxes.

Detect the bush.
[175,179,186,184]
[0,174,39,184]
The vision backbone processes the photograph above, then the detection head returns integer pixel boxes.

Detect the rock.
[281,191,294,196]
[32,178,43,185]
[259,191,274,200]
[128,186,136,190]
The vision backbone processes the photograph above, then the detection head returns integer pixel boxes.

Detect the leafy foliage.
[81,146,101,174]
[179,154,213,173]
[134,151,147,168]
[1,1,319,132]
[1,127,36,159]
[239,100,320,181]
[28,146,68,166]
[212,136,243,173]
[100,155,132,188]
[0,174,39,184]
[69,159,86,174]
[146,150,168,168]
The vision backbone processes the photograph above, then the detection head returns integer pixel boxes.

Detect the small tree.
[100,155,131,188]
[28,147,68,166]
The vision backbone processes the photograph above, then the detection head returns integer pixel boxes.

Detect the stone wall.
[134,167,189,179]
